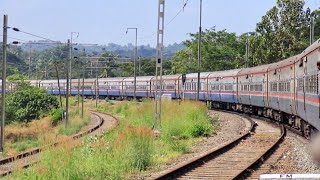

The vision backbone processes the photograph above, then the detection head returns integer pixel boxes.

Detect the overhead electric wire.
[139,0,190,40]
[0,35,29,43]
[13,29,61,43]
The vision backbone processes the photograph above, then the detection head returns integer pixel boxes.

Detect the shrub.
[6,84,59,123]
[50,108,63,125]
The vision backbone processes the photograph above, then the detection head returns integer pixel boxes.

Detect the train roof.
[160,74,182,80]
[123,76,154,81]
[237,64,271,76]
[208,69,242,78]
[268,55,297,71]
[98,77,126,82]
[297,38,320,61]
[185,72,212,79]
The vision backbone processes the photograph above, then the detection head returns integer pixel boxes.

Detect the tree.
[251,0,310,65]
[171,27,245,73]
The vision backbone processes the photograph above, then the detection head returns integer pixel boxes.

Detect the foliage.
[49,108,63,125]
[58,114,89,136]
[171,0,319,70]
[250,0,311,65]
[7,100,216,179]
[6,84,59,123]
[171,28,245,73]
[8,137,39,152]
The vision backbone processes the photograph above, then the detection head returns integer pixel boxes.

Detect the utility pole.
[36,64,38,86]
[126,28,138,100]
[44,65,48,80]
[310,14,315,45]
[90,62,93,77]
[81,68,84,119]
[95,62,99,108]
[197,0,202,101]
[1,14,8,152]
[69,32,79,93]
[65,39,70,128]
[77,72,80,114]
[28,48,32,79]
[154,0,165,132]
[139,56,141,76]
[246,34,249,68]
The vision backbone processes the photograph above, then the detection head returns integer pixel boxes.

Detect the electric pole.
[310,14,315,45]
[1,15,8,152]
[65,39,70,128]
[139,56,141,76]
[126,28,138,100]
[246,34,249,67]
[28,48,32,79]
[154,0,165,132]
[197,0,202,101]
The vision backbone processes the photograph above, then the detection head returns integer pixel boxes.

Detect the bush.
[6,84,59,123]
[50,108,63,125]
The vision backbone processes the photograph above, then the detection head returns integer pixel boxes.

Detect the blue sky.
[1,0,319,46]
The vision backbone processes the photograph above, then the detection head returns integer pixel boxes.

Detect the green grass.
[7,100,218,180]
[7,137,39,153]
[58,114,89,136]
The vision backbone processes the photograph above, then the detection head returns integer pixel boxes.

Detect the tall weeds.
[7,100,217,179]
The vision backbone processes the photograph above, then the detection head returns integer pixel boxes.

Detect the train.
[25,39,320,138]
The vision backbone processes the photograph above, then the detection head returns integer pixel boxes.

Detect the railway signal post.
[154,0,165,133]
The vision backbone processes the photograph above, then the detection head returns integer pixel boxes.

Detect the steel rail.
[153,115,257,180]
[0,112,116,177]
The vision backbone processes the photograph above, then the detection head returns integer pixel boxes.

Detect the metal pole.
[139,56,141,76]
[28,48,31,79]
[154,0,165,131]
[95,63,98,108]
[126,28,138,100]
[90,62,93,77]
[134,29,137,100]
[66,39,70,128]
[197,0,202,101]
[310,14,314,45]
[69,33,72,94]
[36,64,38,86]
[312,15,315,45]
[45,65,47,80]
[81,68,84,119]
[246,35,249,67]
[77,72,80,113]
[1,14,8,152]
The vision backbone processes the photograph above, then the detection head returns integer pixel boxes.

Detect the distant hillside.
[20,41,185,59]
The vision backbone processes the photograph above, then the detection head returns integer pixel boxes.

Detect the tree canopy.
[171,0,320,72]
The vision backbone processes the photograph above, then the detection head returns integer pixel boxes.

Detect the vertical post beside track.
[154,0,165,132]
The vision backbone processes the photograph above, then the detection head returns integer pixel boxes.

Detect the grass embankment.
[7,100,218,180]
[4,97,89,156]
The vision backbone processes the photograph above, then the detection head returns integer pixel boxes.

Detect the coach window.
[299,59,303,67]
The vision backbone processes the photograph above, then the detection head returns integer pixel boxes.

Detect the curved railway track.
[0,112,117,177]
[154,114,286,180]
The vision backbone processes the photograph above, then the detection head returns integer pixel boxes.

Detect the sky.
[1,0,320,46]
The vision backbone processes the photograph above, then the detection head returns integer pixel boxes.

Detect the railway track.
[0,112,117,177]
[154,115,286,180]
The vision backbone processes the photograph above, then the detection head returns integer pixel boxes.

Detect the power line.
[11,28,61,43]
[0,35,28,43]
[139,0,190,40]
